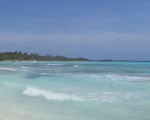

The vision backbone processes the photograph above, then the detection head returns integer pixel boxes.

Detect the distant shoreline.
[1,60,150,63]
[0,52,149,62]
[0,52,88,61]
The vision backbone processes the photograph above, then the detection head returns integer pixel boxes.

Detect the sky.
[0,0,150,60]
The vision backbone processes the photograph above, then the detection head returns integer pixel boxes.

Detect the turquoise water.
[0,61,150,120]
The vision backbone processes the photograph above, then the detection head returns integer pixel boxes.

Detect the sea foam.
[23,87,83,101]
[0,67,16,72]
[73,65,79,67]
[47,64,63,66]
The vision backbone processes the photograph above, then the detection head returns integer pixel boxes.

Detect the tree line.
[0,52,89,61]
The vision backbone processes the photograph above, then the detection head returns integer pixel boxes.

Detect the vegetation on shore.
[0,52,89,61]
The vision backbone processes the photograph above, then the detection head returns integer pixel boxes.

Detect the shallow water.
[0,61,150,120]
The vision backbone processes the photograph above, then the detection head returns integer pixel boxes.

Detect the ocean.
[0,61,150,120]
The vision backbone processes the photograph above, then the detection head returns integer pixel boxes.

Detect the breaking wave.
[23,87,83,101]
[23,87,120,103]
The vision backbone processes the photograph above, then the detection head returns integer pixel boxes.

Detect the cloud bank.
[0,32,149,42]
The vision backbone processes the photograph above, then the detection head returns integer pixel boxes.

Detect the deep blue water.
[0,61,150,120]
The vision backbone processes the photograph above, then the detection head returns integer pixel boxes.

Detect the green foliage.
[0,52,89,61]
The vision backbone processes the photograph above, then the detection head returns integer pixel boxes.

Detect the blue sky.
[0,0,150,60]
